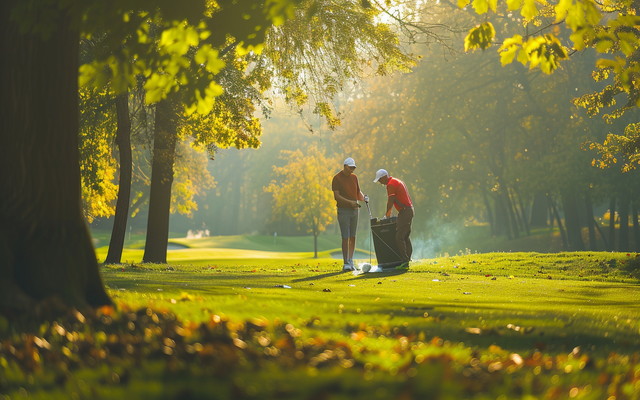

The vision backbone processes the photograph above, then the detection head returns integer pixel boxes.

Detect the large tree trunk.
[584,195,597,251]
[495,194,512,239]
[618,195,630,251]
[105,91,132,264]
[142,96,179,263]
[562,195,585,251]
[632,201,640,252]
[528,192,548,228]
[0,2,110,312]
[609,197,616,251]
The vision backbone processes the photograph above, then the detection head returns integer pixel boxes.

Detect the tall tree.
[1,0,300,314]
[266,144,335,257]
[1,0,111,311]
[104,91,133,264]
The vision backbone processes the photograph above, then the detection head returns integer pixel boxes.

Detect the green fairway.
[3,251,640,399]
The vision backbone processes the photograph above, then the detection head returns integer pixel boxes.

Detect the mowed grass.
[3,250,640,399]
[103,251,640,354]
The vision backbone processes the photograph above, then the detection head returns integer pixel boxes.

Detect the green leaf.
[595,39,614,53]
[78,63,97,87]
[619,40,635,56]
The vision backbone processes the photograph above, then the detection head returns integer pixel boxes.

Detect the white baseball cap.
[344,157,356,167]
[373,169,388,183]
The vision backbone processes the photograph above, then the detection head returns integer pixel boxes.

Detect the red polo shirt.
[387,176,412,212]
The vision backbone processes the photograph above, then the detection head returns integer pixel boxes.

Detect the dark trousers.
[396,207,414,262]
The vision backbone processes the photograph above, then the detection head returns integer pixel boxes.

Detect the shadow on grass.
[346,268,409,281]
[292,271,345,283]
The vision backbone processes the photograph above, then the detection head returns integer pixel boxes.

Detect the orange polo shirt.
[387,176,412,211]
[332,171,360,208]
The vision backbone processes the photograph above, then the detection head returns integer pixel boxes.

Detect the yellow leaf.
[458,0,471,7]
[506,0,522,10]
[517,48,529,65]
[489,0,498,12]
[554,0,572,22]
[498,34,523,51]
[521,0,539,19]
[464,22,496,51]
[500,45,520,66]
[472,0,489,14]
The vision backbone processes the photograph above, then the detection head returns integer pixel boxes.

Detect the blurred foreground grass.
[2,252,640,399]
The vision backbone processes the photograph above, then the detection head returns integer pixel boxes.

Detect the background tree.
[266,144,335,257]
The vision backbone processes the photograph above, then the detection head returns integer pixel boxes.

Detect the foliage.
[458,0,640,171]
[78,85,119,223]
[266,144,336,238]
[262,0,417,130]
[2,252,640,398]
[170,141,216,217]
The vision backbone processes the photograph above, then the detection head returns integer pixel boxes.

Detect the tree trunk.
[528,192,549,228]
[548,196,568,250]
[105,91,132,264]
[502,189,519,239]
[618,195,630,251]
[142,96,179,264]
[481,186,495,236]
[0,2,110,312]
[593,218,610,251]
[562,195,585,251]
[495,194,512,239]
[512,187,530,236]
[314,230,318,259]
[609,197,616,251]
[584,195,597,251]
[632,201,640,252]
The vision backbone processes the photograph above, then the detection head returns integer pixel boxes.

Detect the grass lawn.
[2,250,640,399]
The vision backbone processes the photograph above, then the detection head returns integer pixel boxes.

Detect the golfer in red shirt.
[373,169,413,266]
[332,157,366,271]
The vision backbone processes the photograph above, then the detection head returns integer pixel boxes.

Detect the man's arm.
[334,190,358,208]
[385,195,395,218]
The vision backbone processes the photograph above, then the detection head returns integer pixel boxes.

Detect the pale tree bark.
[105,91,133,264]
[0,0,110,313]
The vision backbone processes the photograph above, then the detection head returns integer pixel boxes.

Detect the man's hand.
[364,194,369,203]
